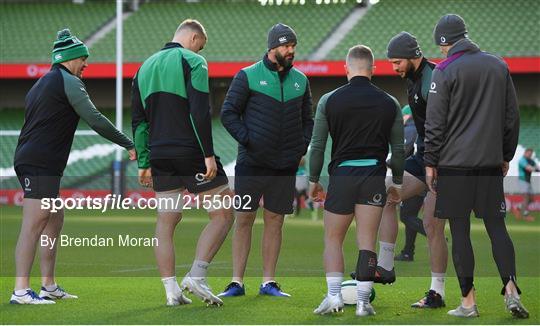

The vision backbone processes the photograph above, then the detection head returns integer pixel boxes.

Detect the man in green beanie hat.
[10,29,135,305]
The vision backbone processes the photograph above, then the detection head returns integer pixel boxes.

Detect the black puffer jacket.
[221,54,313,171]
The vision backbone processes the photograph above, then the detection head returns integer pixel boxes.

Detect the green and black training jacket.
[220,54,313,171]
[132,42,214,169]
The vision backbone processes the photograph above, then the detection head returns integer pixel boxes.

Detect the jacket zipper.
[279,72,284,169]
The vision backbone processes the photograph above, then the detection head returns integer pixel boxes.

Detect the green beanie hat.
[51,28,89,64]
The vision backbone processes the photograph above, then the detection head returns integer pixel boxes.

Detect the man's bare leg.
[324,211,354,274]
[231,210,257,283]
[262,209,285,283]
[154,211,182,278]
[377,172,425,274]
[153,188,187,305]
[40,209,64,287]
[193,187,235,264]
[313,210,353,314]
[181,186,235,306]
[15,198,51,291]
[423,191,448,298]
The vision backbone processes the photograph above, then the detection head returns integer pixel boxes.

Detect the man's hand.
[203,156,217,180]
[309,182,325,202]
[502,161,509,177]
[128,149,137,161]
[138,168,152,188]
[426,166,437,194]
[387,185,402,204]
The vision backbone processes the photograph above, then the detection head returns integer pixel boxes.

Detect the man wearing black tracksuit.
[425,14,527,318]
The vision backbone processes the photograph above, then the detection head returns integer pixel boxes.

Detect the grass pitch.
[0,205,538,324]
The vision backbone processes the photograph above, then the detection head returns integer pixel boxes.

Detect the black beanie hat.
[386,31,422,59]
[433,14,468,46]
[267,23,297,50]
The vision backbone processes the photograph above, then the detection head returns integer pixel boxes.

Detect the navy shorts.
[150,157,228,194]
[234,165,296,215]
[435,167,506,219]
[404,153,426,184]
[325,165,387,215]
[15,165,62,199]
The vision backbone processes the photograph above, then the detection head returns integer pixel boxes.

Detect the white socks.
[43,284,57,292]
[378,241,395,271]
[262,280,275,287]
[326,272,343,296]
[231,278,244,287]
[14,288,30,296]
[161,276,182,298]
[357,281,373,304]
[189,260,209,279]
[430,272,445,298]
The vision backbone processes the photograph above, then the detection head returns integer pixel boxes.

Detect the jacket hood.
[448,38,480,57]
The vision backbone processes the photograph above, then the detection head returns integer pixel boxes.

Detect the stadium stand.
[0,110,242,190]
[0,0,538,192]
[328,0,540,60]
[0,1,115,63]
[519,107,540,154]
[1,0,538,63]
[89,1,355,62]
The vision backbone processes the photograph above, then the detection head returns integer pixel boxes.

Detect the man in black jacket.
[425,14,527,318]
[309,45,404,317]
[383,32,448,309]
[220,23,313,297]
[10,29,135,305]
[132,20,234,307]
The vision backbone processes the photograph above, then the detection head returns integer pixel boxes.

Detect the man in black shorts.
[220,23,313,297]
[377,32,448,309]
[132,19,234,307]
[11,29,135,305]
[425,14,527,318]
[309,45,404,317]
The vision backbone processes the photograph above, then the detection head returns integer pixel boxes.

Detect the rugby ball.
[341,280,376,305]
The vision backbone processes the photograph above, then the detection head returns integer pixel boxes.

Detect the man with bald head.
[309,45,404,317]
[132,19,234,307]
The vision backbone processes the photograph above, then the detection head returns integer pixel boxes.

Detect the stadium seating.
[89,1,354,62]
[1,0,538,63]
[518,106,540,154]
[328,0,540,59]
[0,2,115,63]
